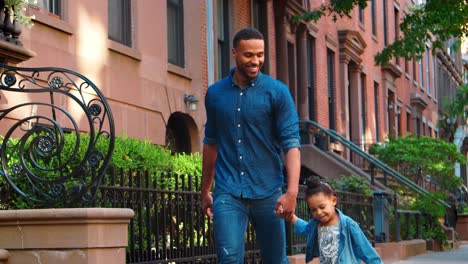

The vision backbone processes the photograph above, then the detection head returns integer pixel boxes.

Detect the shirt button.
[238,139,242,143]
[251,83,255,87]
[240,92,243,96]
[237,108,241,111]
[238,124,241,128]
[239,156,242,160]
[241,172,244,175]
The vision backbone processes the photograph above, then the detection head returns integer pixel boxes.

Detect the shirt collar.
[229,67,262,88]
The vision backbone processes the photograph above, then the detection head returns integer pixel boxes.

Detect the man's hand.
[201,192,214,217]
[275,191,297,219]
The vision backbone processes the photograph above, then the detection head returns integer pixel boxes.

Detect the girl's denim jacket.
[294,208,383,264]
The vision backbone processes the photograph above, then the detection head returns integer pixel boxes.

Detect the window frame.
[108,0,133,47]
[167,0,185,68]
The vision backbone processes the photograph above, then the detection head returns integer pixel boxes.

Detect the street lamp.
[184,94,199,111]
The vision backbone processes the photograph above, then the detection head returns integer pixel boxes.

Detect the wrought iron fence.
[88,169,375,263]
[90,168,263,264]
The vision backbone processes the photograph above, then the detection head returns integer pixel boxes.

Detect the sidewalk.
[392,243,468,264]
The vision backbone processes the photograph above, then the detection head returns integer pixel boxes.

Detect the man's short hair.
[233,27,264,49]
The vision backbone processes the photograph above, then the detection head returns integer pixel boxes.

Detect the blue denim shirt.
[203,69,300,199]
[294,209,383,264]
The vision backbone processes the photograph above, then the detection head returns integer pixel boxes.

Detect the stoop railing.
[299,120,449,208]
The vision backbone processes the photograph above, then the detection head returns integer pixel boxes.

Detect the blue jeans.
[213,190,289,264]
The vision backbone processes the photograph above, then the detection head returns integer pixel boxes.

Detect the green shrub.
[0,132,203,209]
[328,175,373,196]
[411,192,446,219]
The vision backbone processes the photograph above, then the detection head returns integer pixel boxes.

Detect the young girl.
[279,178,383,264]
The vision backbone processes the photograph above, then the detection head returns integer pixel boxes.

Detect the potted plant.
[4,0,36,29]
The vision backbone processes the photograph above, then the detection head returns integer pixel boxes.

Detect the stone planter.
[0,208,134,264]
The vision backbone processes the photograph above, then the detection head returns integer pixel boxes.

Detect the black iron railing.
[0,63,115,206]
[299,120,449,208]
[92,168,262,264]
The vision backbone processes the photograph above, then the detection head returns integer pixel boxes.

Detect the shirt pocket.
[250,101,272,124]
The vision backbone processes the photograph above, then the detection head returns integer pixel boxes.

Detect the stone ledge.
[0,208,134,249]
[376,239,426,264]
[0,208,134,222]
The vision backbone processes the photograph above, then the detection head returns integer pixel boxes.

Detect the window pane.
[34,0,61,16]
[167,0,184,67]
[108,0,132,47]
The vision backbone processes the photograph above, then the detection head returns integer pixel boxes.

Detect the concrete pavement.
[392,244,468,264]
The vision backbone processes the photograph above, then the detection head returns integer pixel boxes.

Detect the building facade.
[1,0,465,162]
[4,0,207,154]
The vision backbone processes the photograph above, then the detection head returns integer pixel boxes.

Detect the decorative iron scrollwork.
[4,74,16,87]
[0,64,115,206]
[49,76,63,89]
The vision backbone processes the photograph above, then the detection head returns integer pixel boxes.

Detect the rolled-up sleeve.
[274,84,300,153]
[203,88,217,145]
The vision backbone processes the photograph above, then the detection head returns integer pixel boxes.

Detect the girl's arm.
[292,215,310,236]
[349,221,383,264]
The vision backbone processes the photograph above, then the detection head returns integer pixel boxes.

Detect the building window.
[167,0,185,67]
[358,4,364,24]
[371,0,376,35]
[383,0,388,46]
[34,0,61,16]
[253,0,269,74]
[217,0,229,79]
[327,49,336,131]
[361,74,367,149]
[406,111,411,134]
[419,58,424,88]
[426,51,431,95]
[374,82,380,141]
[412,58,417,81]
[307,36,316,121]
[288,42,297,103]
[416,117,421,137]
[108,0,132,47]
[397,106,403,136]
[394,7,399,64]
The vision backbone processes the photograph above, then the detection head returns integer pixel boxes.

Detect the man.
[201,27,301,263]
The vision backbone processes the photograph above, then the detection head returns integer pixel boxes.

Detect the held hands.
[274,192,297,221]
[201,192,213,217]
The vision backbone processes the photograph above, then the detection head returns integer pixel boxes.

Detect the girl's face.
[307,192,338,226]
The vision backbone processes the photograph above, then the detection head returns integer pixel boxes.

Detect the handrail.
[300,120,449,207]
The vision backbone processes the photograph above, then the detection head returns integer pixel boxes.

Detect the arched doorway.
[165,112,200,154]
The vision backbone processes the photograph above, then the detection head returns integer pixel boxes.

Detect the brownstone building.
[1,0,465,180]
